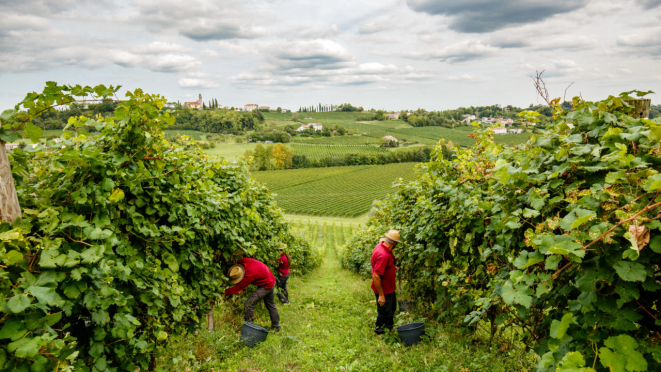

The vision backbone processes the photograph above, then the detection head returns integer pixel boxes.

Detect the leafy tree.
[272,143,294,169]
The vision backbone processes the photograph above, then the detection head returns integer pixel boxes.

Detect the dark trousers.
[245,286,280,330]
[374,292,397,334]
[276,275,289,304]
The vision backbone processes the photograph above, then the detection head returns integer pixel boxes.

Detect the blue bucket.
[396,322,425,346]
[240,322,270,347]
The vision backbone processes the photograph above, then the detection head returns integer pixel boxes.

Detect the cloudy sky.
[1,0,660,111]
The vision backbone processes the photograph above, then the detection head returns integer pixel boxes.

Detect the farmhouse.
[184,94,203,109]
[245,104,258,111]
[386,113,399,119]
[508,128,523,134]
[5,143,19,150]
[296,123,323,132]
[492,127,508,134]
[383,135,398,142]
[462,114,476,124]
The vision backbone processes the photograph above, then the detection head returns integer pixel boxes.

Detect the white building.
[386,113,399,120]
[296,123,323,132]
[462,114,477,124]
[492,127,508,134]
[184,94,203,109]
[5,143,19,150]
[245,104,258,111]
[508,128,523,134]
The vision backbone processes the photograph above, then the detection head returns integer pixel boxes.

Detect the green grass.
[157,224,533,371]
[284,214,367,227]
[292,135,381,145]
[203,143,254,159]
[289,143,388,161]
[163,130,209,140]
[252,163,416,217]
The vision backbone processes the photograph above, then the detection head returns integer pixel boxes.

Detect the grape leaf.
[613,261,646,282]
[6,295,31,313]
[599,335,647,372]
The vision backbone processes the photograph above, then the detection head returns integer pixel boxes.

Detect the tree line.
[244,144,433,171]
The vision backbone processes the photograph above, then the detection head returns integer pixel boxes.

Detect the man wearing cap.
[225,258,281,332]
[371,230,400,335]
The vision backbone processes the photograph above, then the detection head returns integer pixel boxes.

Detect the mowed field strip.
[289,143,389,160]
[252,163,417,217]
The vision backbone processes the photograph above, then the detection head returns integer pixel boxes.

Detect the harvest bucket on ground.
[240,322,270,347]
[396,322,425,346]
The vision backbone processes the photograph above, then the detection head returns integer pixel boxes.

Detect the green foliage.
[1,83,319,371]
[253,163,417,217]
[342,92,661,371]
[170,108,258,134]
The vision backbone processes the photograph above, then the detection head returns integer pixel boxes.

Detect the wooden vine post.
[0,141,21,223]
[623,98,652,119]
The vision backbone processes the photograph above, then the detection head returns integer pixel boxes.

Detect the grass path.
[212,243,524,372]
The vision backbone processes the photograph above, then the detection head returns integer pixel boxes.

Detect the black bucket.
[240,322,270,347]
[398,300,416,312]
[396,322,425,346]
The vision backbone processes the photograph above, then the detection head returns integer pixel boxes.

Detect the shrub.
[343,91,661,371]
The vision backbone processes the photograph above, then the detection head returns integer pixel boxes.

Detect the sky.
[1,0,660,111]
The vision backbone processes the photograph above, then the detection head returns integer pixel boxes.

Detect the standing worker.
[225,258,281,332]
[371,230,400,335]
[276,245,291,305]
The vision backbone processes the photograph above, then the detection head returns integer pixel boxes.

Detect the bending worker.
[225,258,281,332]
[276,245,291,305]
[371,230,400,335]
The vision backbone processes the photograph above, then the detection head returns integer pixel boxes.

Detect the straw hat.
[384,230,400,243]
[228,264,245,284]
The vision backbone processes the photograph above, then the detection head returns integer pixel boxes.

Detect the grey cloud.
[268,39,355,71]
[637,0,661,9]
[491,34,597,51]
[617,29,661,56]
[406,0,589,33]
[136,0,265,41]
[406,40,498,63]
[231,38,414,88]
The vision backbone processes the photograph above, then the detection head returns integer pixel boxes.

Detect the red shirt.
[224,258,276,296]
[277,253,290,276]
[370,242,397,295]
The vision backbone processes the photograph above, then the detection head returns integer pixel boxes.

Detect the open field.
[253,163,416,217]
[289,143,388,161]
[203,143,254,159]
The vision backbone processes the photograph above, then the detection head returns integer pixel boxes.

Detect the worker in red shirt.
[225,258,280,332]
[276,245,291,305]
[371,230,400,335]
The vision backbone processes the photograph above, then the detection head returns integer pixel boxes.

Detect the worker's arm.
[372,271,385,306]
[224,276,251,297]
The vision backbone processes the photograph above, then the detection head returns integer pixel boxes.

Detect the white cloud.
[178,78,219,88]
[444,74,485,81]
[110,52,200,72]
